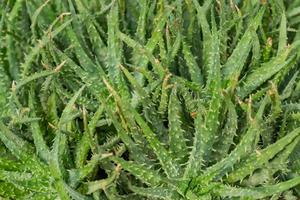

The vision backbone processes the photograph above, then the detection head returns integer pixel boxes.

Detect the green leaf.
[49,131,70,200]
[132,108,181,178]
[216,176,300,198]
[227,128,300,183]
[129,185,180,200]
[185,22,221,177]
[58,85,85,128]
[168,85,187,163]
[75,104,105,168]
[107,1,122,83]
[237,47,291,99]
[118,31,166,78]
[182,40,203,85]
[28,87,50,163]
[200,119,261,182]
[16,69,58,91]
[222,8,265,87]
[278,12,287,54]
[21,17,72,76]
[192,0,212,76]
[213,96,238,161]
[69,153,112,187]
[0,121,34,160]
[111,157,163,186]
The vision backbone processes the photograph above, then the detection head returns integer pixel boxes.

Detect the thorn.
[255,149,261,156]
[166,21,170,37]
[261,0,267,5]
[267,37,273,47]
[59,12,71,22]
[48,122,56,129]
[216,0,221,12]
[235,5,241,16]
[11,81,16,92]
[230,0,235,10]
[41,61,49,69]
[54,60,66,72]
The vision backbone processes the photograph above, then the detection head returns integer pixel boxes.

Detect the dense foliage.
[1,0,300,199]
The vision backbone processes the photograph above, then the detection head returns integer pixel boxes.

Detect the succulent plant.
[0,0,300,199]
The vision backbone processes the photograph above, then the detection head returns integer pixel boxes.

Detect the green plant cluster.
[1,0,300,199]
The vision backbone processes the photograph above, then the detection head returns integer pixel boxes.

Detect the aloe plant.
[0,0,300,199]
